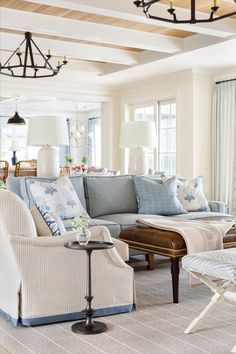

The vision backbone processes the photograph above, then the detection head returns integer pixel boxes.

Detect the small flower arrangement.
[70,213,90,233]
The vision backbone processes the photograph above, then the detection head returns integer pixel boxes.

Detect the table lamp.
[120,121,156,175]
[27,116,69,177]
[9,140,21,165]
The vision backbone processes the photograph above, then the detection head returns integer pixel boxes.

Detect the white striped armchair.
[0,189,135,326]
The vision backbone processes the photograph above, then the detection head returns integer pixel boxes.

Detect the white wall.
[192,71,213,197]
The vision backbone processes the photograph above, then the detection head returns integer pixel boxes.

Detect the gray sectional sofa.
[7,174,229,241]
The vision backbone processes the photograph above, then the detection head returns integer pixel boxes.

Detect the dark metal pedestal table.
[64,240,114,334]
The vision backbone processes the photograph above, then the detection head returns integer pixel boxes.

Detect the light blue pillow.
[133,176,187,215]
[37,206,61,236]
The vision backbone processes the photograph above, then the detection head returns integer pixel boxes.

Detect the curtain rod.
[215,78,236,85]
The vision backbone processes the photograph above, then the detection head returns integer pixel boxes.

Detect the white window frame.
[131,101,158,171]
[157,99,176,175]
[130,99,176,174]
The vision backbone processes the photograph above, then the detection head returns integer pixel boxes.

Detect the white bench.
[182,248,236,353]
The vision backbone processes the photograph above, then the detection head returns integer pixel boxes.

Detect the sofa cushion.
[133,176,187,215]
[97,213,163,231]
[85,175,138,218]
[62,217,121,238]
[20,175,86,210]
[177,176,210,212]
[26,176,88,220]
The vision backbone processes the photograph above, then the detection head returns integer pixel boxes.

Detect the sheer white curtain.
[212,80,236,211]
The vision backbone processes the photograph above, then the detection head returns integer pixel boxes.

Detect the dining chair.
[14,160,37,177]
[0,160,9,182]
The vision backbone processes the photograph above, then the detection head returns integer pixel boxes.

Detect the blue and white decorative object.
[37,206,61,236]
[29,175,89,220]
[177,176,210,212]
[133,176,187,215]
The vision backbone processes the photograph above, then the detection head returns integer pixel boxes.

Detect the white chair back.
[0,189,37,237]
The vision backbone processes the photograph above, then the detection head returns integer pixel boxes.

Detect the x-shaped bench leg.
[184,272,236,352]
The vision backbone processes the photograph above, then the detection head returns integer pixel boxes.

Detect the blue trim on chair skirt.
[0,304,135,327]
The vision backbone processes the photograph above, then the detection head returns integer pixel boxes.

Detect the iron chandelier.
[133,0,236,24]
[0,32,68,78]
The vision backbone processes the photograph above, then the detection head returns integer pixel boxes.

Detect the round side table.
[64,240,114,334]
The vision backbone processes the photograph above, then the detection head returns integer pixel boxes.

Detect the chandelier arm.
[2,38,26,68]
[144,4,152,16]
[148,14,181,23]
[209,11,236,21]
[0,72,57,78]
[28,38,35,68]
[23,37,29,77]
[30,39,55,71]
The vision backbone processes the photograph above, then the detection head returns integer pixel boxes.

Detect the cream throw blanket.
[137,217,235,284]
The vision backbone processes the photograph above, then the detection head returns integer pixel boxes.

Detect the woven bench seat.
[182,248,236,282]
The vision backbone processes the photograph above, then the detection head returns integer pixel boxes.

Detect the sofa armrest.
[208,201,229,214]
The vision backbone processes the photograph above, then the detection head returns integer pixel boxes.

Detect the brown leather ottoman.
[119,225,236,303]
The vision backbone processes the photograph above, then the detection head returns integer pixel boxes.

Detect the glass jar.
[76,228,91,246]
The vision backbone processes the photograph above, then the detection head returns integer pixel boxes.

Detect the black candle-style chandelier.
[0,32,68,78]
[133,0,236,24]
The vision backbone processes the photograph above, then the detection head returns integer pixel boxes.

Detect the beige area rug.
[0,264,236,354]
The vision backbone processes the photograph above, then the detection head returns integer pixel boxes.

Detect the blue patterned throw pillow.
[177,176,210,212]
[133,176,187,215]
[37,206,61,236]
[28,176,89,220]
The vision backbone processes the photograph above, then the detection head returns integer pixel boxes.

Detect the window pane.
[158,101,176,175]
[168,128,176,152]
[160,129,168,152]
[135,106,154,122]
[134,105,156,172]
[159,153,176,176]
[88,117,101,167]
[147,153,154,170]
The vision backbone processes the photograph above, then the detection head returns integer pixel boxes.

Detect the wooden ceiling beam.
[0,31,139,66]
[21,0,236,38]
[0,7,183,53]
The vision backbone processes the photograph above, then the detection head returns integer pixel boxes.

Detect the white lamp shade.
[120,121,156,148]
[9,140,21,151]
[27,116,69,146]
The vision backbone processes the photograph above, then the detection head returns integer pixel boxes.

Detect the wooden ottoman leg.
[145,253,154,270]
[171,257,180,303]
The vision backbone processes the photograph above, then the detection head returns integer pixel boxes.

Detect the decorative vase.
[76,228,91,246]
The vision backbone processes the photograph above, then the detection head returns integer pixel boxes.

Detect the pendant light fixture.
[0,32,68,78]
[7,99,26,125]
[133,0,236,24]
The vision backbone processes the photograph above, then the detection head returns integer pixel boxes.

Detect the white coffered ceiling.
[0,0,235,87]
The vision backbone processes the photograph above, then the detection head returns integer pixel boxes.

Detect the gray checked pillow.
[28,176,89,220]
